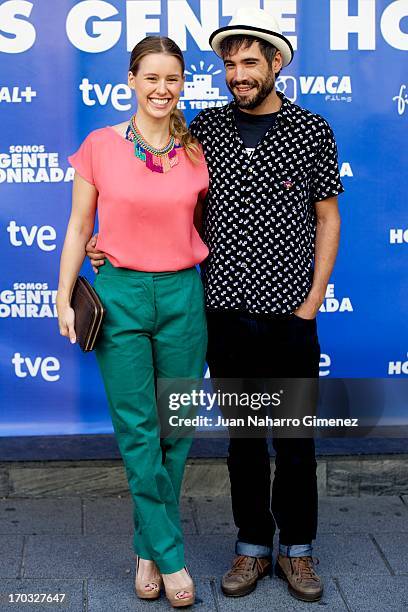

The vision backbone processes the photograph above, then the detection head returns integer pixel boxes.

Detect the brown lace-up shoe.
[275,555,323,602]
[221,555,271,597]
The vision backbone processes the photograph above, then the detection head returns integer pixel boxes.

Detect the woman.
[56,36,208,607]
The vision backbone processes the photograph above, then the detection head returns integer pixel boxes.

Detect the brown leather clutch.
[70,276,105,352]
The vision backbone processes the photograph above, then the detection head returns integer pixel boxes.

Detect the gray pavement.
[0,495,407,611]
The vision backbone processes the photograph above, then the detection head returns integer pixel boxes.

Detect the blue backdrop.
[0,0,407,435]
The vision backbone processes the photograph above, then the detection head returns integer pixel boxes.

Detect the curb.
[1,455,408,498]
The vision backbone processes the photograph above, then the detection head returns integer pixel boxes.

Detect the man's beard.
[227,73,275,110]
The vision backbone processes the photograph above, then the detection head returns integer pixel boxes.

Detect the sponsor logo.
[7,221,56,251]
[319,284,353,314]
[393,85,408,116]
[79,78,132,112]
[390,229,408,244]
[276,76,352,103]
[388,354,408,376]
[0,283,57,318]
[0,86,36,103]
[319,354,331,377]
[275,76,297,102]
[0,145,73,184]
[12,352,60,382]
[178,62,228,111]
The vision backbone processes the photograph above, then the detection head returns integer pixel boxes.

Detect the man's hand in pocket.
[86,233,106,273]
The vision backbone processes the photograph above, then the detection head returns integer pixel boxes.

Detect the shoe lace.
[228,555,256,576]
[290,556,320,582]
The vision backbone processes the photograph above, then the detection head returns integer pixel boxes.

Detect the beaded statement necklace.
[125,114,181,173]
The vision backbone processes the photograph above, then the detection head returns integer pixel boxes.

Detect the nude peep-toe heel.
[164,566,195,608]
[134,555,162,600]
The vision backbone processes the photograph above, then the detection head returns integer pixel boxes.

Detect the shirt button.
[245,198,250,204]
[248,167,254,173]
[242,263,247,268]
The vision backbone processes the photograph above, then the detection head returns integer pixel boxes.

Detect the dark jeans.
[206,310,320,552]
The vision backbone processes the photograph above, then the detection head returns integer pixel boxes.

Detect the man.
[86,8,343,603]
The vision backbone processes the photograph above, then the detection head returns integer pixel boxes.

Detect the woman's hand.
[57,300,76,344]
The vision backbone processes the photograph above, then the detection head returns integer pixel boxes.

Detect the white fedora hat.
[209,7,294,67]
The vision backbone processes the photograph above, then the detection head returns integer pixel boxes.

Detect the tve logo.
[7,221,56,251]
[319,284,353,314]
[79,79,132,111]
[319,354,331,377]
[388,354,408,376]
[390,229,408,244]
[12,353,60,382]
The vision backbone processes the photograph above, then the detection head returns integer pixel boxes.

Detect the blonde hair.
[129,36,201,163]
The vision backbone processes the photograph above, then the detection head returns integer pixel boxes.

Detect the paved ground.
[0,495,408,611]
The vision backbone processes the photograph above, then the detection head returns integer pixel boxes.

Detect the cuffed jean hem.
[279,543,313,558]
[236,540,272,558]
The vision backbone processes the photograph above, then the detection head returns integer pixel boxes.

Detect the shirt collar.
[226,90,294,127]
[275,90,295,124]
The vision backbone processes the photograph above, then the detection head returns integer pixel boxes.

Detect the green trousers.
[93,260,207,573]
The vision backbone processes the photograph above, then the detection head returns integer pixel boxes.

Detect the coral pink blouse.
[68,127,209,271]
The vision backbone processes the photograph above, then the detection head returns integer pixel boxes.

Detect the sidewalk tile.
[88,578,215,611]
[0,536,23,578]
[311,534,388,576]
[0,579,83,611]
[24,535,134,579]
[84,497,195,535]
[191,496,235,535]
[83,497,133,535]
[216,576,347,611]
[337,575,408,611]
[318,496,408,533]
[185,535,236,577]
[0,499,81,535]
[372,533,408,574]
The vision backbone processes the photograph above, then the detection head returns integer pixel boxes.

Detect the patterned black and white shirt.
[189,91,344,315]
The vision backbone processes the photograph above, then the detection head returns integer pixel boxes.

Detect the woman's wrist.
[56,289,71,307]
